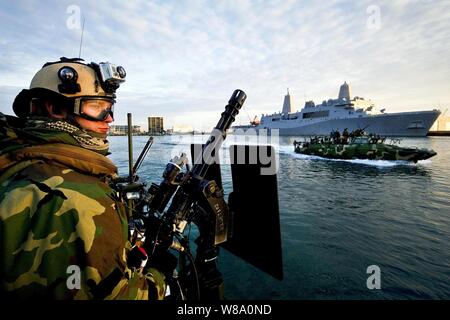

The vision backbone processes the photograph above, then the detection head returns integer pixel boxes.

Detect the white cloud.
[0,0,449,128]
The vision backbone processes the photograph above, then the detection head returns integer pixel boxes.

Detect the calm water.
[109,134,450,300]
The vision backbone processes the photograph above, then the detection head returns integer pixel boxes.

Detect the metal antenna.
[78,16,85,58]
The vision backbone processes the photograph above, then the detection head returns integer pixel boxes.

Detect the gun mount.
[115,90,283,300]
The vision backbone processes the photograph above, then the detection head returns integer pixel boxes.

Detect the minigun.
[116,90,283,300]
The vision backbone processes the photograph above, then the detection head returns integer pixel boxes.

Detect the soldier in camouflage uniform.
[0,58,167,299]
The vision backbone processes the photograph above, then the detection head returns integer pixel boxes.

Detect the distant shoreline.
[108,132,202,136]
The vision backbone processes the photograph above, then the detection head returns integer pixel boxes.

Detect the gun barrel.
[132,136,154,179]
[145,90,246,245]
[127,113,134,182]
[214,89,246,132]
[192,89,246,178]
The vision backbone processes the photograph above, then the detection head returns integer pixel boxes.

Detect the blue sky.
[1,0,449,130]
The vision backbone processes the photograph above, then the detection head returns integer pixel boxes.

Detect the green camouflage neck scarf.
[29,118,110,154]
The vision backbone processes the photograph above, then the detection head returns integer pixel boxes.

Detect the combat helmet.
[13,57,126,121]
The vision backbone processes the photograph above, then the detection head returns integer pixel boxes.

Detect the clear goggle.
[74,97,115,121]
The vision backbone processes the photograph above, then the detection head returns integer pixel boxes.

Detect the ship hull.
[294,142,437,162]
[254,110,440,137]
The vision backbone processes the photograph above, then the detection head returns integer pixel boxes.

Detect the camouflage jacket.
[0,114,165,299]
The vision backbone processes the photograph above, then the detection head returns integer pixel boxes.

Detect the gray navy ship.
[234,82,440,137]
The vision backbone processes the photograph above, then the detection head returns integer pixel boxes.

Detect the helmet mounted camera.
[57,66,81,94]
[90,62,126,94]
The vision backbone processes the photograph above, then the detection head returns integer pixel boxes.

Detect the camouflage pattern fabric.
[0,113,166,299]
[294,136,436,163]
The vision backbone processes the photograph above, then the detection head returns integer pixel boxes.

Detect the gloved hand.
[127,243,148,270]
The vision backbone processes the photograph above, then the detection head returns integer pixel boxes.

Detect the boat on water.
[293,130,437,163]
[233,82,440,137]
